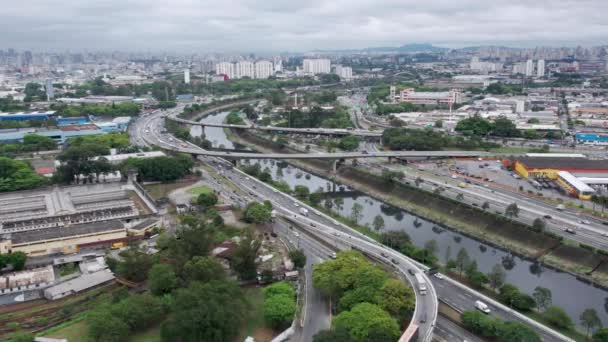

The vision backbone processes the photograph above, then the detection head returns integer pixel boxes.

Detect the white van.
[475,300,491,314]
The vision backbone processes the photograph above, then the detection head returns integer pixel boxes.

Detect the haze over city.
[2,0,608,52]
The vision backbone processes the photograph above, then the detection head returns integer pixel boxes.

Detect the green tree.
[88,304,130,342]
[424,240,438,258]
[161,280,247,342]
[231,231,262,280]
[294,185,310,199]
[593,328,608,341]
[289,249,307,269]
[114,245,155,282]
[111,294,165,332]
[148,264,177,296]
[0,157,46,192]
[455,248,470,277]
[263,282,296,329]
[313,328,353,342]
[350,203,364,224]
[532,218,545,232]
[378,278,415,320]
[581,308,602,337]
[544,306,573,330]
[372,214,385,232]
[183,256,226,283]
[497,321,541,342]
[244,202,273,224]
[487,264,506,290]
[196,192,218,208]
[455,116,494,136]
[505,203,519,218]
[493,117,520,137]
[333,303,400,341]
[338,135,360,151]
[532,286,552,312]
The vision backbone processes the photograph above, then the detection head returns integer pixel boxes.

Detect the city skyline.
[1,0,608,53]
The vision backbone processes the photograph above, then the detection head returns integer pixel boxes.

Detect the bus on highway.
[414,273,428,295]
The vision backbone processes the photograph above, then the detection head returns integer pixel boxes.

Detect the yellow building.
[0,220,127,257]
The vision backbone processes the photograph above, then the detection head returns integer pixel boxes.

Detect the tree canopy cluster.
[380,231,438,266]
[0,252,27,271]
[52,102,141,118]
[0,157,47,192]
[278,106,353,129]
[455,116,520,138]
[120,154,194,182]
[263,282,297,329]
[243,201,274,224]
[382,127,498,151]
[339,135,360,151]
[0,134,57,157]
[461,309,540,341]
[313,251,415,341]
[101,211,253,342]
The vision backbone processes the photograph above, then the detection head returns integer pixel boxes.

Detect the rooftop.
[517,156,608,170]
[8,220,124,245]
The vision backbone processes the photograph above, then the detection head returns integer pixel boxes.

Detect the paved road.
[201,158,438,342]
[275,220,332,342]
[133,105,572,341]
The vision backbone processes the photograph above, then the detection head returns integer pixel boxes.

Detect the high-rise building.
[334,65,353,80]
[274,59,283,73]
[184,69,190,84]
[525,59,534,76]
[236,61,254,79]
[537,60,545,78]
[303,59,331,75]
[216,62,235,79]
[254,60,273,79]
[45,79,54,101]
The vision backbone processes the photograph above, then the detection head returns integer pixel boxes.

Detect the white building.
[216,62,236,80]
[184,69,190,84]
[537,60,545,78]
[525,59,534,77]
[303,59,331,75]
[470,57,501,74]
[401,88,462,109]
[236,61,255,79]
[334,65,353,80]
[255,60,274,79]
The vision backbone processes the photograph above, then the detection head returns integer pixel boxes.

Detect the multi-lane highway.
[133,103,575,341]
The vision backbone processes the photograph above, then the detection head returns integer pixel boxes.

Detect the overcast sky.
[2,0,607,53]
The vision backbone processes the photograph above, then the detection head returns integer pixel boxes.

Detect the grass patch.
[58,262,80,277]
[186,185,213,196]
[129,325,161,342]
[44,318,89,341]
[143,180,197,200]
[238,287,267,340]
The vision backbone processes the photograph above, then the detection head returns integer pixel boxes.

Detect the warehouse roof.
[516,157,608,170]
[9,220,124,244]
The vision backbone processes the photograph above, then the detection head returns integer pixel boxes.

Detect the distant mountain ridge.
[314,43,449,54]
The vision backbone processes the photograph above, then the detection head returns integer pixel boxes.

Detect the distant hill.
[314,43,449,54]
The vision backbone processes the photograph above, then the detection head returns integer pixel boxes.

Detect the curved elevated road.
[169,114,383,137]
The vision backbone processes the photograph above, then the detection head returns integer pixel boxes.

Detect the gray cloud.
[1,0,607,52]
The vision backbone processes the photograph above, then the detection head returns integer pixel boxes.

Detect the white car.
[433,273,445,280]
[293,202,300,207]
[580,220,591,225]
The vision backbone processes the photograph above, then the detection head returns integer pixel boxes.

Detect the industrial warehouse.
[0,180,158,257]
[511,153,608,199]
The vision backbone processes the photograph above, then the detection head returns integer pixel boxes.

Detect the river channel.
[194,111,608,328]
